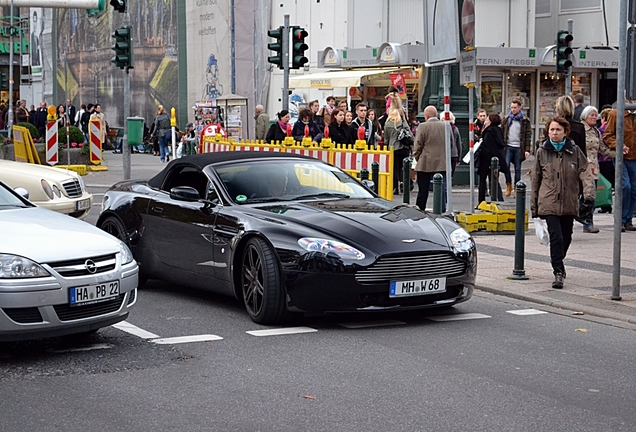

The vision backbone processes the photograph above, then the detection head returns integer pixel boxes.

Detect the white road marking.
[151,334,223,344]
[246,327,318,337]
[338,320,407,329]
[506,309,549,316]
[49,343,114,354]
[426,313,491,322]
[112,321,160,339]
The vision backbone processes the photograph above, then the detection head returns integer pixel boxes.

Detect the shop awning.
[288,68,403,89]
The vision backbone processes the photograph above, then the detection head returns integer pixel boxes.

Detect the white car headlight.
[449,228,475,253]
[52,185,62,198]
[0,254,50,278]
[298,238,365,260]
[41,179,54,200]
[118,240,134,265]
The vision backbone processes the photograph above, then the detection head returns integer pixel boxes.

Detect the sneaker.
[552,273,564,289]
[622,224,626,232]
[625,224,636,232]
[583,226,599,233]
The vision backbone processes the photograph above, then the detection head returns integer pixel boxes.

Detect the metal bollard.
[371,161,379,194]
[403,158,410,204]
[509,181,529,280]
[360,168,369,181]
[489,156,500,202]
[433,173,443,214]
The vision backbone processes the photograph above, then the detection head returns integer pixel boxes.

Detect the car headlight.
[449,228,475,253]
[298,238,365,260]
[77,175,86,192]
[52,185,62,198]
[118,240,134,265]
[0,254,50,278]
[41,179,54,200]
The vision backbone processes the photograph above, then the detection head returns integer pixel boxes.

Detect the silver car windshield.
[0,184,30,209]
[214,159,375,204]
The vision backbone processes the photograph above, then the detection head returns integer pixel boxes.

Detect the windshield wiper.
[243,197,284,204]
[292,192,351,200]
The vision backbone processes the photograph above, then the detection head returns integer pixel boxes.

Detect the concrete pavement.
[87,151,636,324]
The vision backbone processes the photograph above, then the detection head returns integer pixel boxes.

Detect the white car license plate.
[389,278,446,298]
[76,198,91,211]
[70,281,120,306]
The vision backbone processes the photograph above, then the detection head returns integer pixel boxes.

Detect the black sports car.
[98,152,476,324]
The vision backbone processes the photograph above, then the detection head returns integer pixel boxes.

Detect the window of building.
[560,0,601,13]
[536,0,551,16]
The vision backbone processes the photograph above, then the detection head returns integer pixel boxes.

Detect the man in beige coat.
[413,105,447,211]
[255,105,269,141]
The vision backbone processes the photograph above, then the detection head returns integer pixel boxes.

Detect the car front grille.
[62,178,82,197]
[53,294,125,321]
[355,253,467,284]
[47,254,117,277]
[2,307,44,323]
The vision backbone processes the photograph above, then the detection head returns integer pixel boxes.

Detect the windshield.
[213,159,375,204]
[0,182,30,210]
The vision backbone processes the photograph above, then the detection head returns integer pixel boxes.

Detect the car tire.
[241,237,286,324]
[99,216,147,288]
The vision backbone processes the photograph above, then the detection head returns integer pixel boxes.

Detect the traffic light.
[556,30,573,74]
[267,26,284,69]
[111,26,133,70]
[110,0,126,13]
[0,73,6,90]
[291,26,308,69]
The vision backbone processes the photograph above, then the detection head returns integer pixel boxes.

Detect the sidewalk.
[89,152,636,324]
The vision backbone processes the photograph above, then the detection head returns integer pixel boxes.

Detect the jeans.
[159,134,170,162]
[621,160,636,225]
[505,146,521,184]
[416,171,446,212]
[545,215,574,276]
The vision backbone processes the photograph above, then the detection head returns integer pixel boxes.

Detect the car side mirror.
[14,187,29,200]
[170,186,200,202]
[361,179,375,191]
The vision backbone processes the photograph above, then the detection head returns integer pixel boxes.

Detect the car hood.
[250,199,453,255]
[0,207,120,262]
[0,159,80,183]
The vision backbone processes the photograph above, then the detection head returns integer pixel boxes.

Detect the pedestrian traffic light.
[291,26,308,69]
[267,26,284,69]
[111,26,133,70]
[0,73,6,90]
[110,0,126,13]
[556,30,573,74]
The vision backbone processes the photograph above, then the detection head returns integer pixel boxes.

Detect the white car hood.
[0,207,120,263]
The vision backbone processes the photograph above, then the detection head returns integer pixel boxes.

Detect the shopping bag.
[533,217,549,246]
[595,174,613,208]
[462,139,482,164]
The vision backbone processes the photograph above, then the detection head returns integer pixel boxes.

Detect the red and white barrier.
[89,119,102,164]
[45,121,58,166]
[331,151,390,172]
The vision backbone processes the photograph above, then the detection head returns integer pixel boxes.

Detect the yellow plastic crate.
[477,201,517,215]
[55,165,87,176]
[456,211,498,233]
[497,221,529,232]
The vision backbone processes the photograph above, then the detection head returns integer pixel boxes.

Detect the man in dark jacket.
[501,99,532,196]
[34,101,47,138]
[349,102,376,147]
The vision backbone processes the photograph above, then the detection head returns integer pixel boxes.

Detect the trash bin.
[127,117,144,146]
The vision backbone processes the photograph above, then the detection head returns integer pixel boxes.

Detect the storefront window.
[480,74,503,115]
[505,72,533,114]
[538,72,591,126]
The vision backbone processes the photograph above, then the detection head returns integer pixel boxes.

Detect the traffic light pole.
[122,9,131,180]
[566,19,573,95]
[282,14,289,112]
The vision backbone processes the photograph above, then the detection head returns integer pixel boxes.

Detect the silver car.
[0,180,138,341]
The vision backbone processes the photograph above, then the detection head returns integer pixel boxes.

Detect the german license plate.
[76,198,91,211]
[69,281,119,306]
[389,278,446,298]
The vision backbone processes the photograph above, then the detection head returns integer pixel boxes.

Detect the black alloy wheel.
[241,237,286,324]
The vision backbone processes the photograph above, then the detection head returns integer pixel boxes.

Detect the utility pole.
[7,0,14,135]
[122,7,131,179]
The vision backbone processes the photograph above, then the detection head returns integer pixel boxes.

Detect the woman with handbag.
[478,113,510,203]
[384,107,413,194]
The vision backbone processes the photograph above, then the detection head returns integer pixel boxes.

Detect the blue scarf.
[550,138,567,152]
[508,110,524,127]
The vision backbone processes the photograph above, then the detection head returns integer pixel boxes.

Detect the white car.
[0,180,138,341]
[0,159,93,220]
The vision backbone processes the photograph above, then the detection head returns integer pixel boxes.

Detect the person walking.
[603,99,636,231]
[384,107,412,194]
[265,110,291,143]
[56,104,67,129]
[501,99,531,197]
[75,104,86,127]
[531,116,595,289]
[555,96,586,156]
[328,108,353,145]
[573,93,586,121]
[153,105,171,162]
[477,114,510,203]
[80,103,94,143]
[413,105,447,212]
[349,102,376,148]
[439,111,462,177]
[34,101,47,138]
[65,99,76,126]
[182,122,197,156]
[597,107,615,214]
[254,105,269,141]
[15,100,30,124]
[473,108,487,142]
